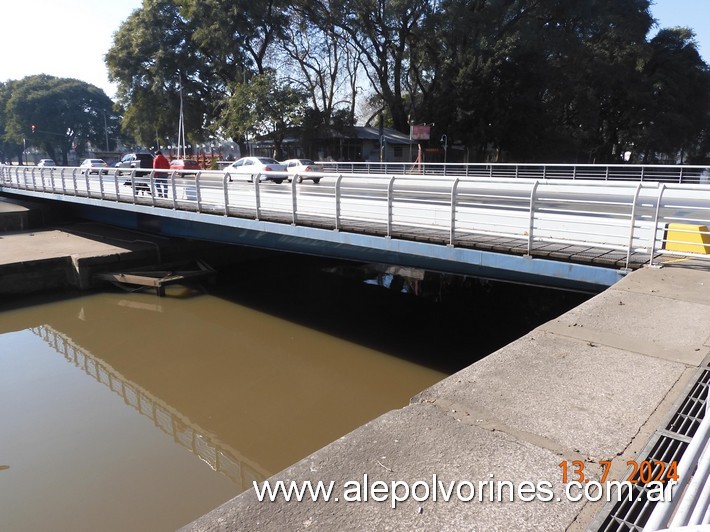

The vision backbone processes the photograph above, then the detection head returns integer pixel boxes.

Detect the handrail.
[316,162,710,184]
[3,164,710,269]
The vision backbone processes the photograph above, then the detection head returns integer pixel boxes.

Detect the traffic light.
[31,124,36,133]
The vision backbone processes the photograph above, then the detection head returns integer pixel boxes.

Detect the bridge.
[2,162,710,292]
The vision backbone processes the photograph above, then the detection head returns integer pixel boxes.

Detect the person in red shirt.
[153,150,170,197]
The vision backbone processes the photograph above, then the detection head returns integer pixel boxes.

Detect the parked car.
[281,159,323,183]
[223,157,287,183]
[37,159,56,167]
[170,159,201,174]
[80,158,109,175]
[115,152,154,176]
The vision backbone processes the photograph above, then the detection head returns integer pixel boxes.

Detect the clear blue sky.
[0,0,707,100]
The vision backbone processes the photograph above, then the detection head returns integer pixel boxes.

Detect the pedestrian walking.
[153,150,170,197]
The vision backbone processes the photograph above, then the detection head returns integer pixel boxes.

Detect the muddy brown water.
[0,254,588,531]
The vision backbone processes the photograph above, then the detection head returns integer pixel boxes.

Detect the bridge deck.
[3,165,710,290]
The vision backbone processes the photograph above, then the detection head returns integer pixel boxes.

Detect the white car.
[282,159,323,183]
[223,157,287,183]
[37,159,56,167]
[80,158,109,175]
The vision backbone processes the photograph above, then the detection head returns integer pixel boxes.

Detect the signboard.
[410,124,431,140]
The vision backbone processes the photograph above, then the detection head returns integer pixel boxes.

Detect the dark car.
[115,152,154,176]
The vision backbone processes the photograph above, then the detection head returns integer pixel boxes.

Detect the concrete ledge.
[181,266,710,531]
[0,223,224,295]
[184,403,584,532]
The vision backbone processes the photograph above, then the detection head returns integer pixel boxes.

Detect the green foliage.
[104,0,709,163]
[220,71,307,152]
[106,0,217,149]
[1,75,116,164]
[634,28,710,162]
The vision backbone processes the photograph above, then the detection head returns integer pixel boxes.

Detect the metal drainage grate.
[589,356,710,531]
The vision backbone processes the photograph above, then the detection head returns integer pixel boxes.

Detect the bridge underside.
[48,197,626,293]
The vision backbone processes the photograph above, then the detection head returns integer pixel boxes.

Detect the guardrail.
[318,162,710,184]
[2,164,710,271]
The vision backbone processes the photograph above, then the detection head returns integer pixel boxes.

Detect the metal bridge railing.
[3,164,710,270]
[318,162,710,184]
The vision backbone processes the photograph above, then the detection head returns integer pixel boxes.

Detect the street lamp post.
[103,111,109,151]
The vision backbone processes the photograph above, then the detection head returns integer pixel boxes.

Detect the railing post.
[386,176,396,237]
[254,173,261,220]
[527,181,540,256]
[72,168,78,195]
[449,178,460,246]
[130,170,137,203]
[223,173,230,216]
[61,168,67,195]
[195,172,202,213]
[648,184,667,267]
[99,169,105,200]
[113,169,120,201]
[624,183,643,270]
[334,174,343,231]
[149,170,156,207]
[84,167,91,197]
[291,173,298,225]
[170,171,177,208]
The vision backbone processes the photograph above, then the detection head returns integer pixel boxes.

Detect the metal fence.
[2,164,710,271]
[319,161,710,184]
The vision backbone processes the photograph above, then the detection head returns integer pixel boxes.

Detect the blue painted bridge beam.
[68,199,626,293]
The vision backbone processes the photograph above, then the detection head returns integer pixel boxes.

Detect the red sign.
[411,124,431,140]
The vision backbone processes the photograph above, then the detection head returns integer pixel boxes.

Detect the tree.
[220,72,307,156]
[105,0,708,164]
[2,75,116,165]
[411,0,656,162]
[276,5,362,127]
[634,28,710,162]
[106,0,218,149]
[0,81,23,163]
[300,0,431,132]
[184,0,289,76]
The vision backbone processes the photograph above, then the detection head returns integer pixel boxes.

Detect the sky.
[0,0,708,101]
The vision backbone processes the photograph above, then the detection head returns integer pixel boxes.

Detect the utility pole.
[103,111,109,151]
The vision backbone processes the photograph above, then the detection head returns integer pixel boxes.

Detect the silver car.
[223,157,287,183]
[282,159,323,183]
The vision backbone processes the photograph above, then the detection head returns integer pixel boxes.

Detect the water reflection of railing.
[31,324,268,491]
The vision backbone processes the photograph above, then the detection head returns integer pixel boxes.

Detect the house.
[251,126,416,162]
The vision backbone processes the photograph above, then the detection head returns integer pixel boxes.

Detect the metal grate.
[589,357,710,531]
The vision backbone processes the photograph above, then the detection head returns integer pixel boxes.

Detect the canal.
[0,251,589,531]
